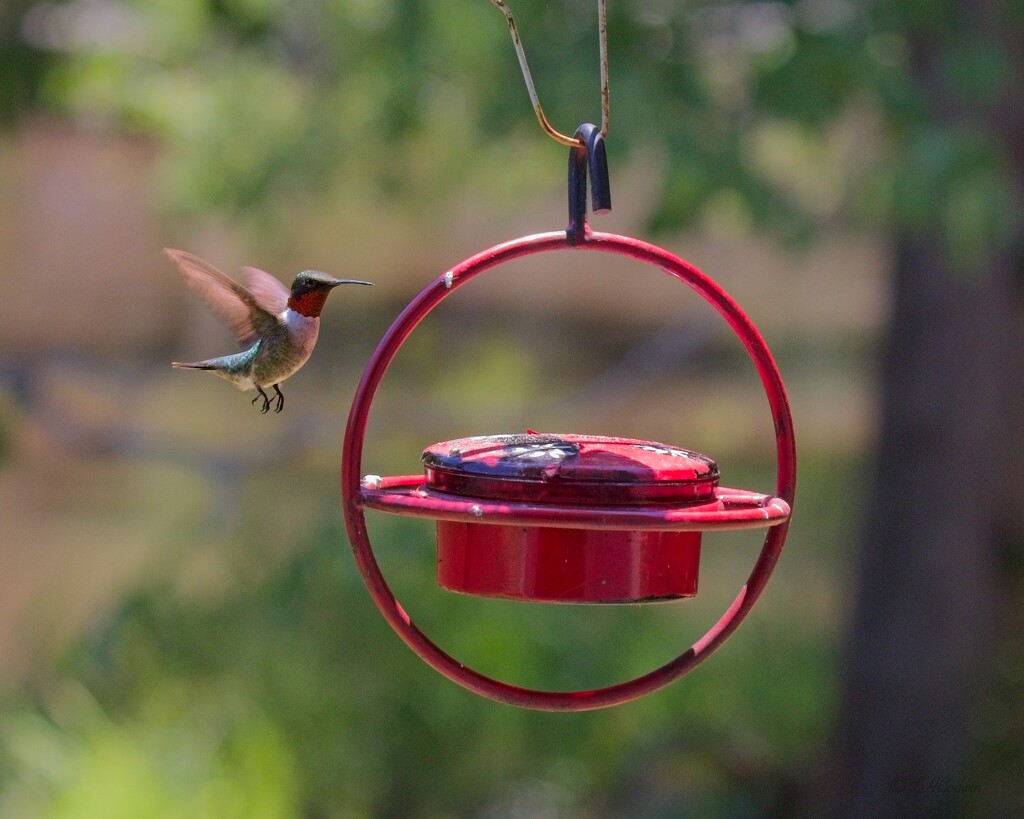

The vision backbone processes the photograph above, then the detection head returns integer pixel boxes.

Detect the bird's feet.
[251,385,284,413]
[252,386,272,414]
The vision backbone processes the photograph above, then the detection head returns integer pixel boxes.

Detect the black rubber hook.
[566,123,611,245]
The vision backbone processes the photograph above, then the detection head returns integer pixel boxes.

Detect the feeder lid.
[422,433,719,506]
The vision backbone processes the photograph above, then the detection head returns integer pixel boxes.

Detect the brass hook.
[489,0,609,148]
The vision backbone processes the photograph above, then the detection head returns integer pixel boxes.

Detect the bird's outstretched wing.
[165,249,279,347]
[242,266,290,316]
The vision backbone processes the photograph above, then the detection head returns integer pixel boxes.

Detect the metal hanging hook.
[567,122,611,244]
[489,0,609,148]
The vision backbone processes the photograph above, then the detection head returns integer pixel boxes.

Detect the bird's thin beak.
[326,278,373,288]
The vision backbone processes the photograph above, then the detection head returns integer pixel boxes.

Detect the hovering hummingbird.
[166,248,372,413]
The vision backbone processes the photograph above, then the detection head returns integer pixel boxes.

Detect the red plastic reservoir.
[422,433,720,603]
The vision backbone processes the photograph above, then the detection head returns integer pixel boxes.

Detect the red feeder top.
[422,433,719,506]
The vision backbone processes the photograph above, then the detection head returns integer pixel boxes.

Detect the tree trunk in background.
[831,233,1018,817]
[831,4,1024,813]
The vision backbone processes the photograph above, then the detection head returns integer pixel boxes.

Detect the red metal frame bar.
[341,230,796,711]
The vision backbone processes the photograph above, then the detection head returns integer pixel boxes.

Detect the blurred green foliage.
[1,683,298,818]
[2,0,1016,259]
[1,449,852,816]
[4,0,1015,264]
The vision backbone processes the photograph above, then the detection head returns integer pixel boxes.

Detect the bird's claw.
[252,385,283,413]
[252,387,272,414]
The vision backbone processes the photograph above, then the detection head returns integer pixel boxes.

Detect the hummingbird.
[166,248,372,413]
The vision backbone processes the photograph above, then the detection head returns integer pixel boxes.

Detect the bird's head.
[287,271,373,317]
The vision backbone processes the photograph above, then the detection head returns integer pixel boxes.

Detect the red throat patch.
[288,290,331,317]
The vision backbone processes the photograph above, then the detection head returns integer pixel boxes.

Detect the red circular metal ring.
[341,230,797,711]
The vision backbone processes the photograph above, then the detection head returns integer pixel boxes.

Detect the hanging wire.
[489,0,609,147]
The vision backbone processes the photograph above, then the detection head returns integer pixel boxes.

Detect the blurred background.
[0,1,1021,816]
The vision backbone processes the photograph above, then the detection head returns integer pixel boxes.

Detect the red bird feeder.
[367,433,789,604]
[427,433,717,603]
[342,125,795,710]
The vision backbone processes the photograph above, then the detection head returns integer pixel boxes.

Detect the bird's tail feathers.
[172,360,218,370]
